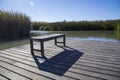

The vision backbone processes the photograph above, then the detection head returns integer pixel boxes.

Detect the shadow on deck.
[32,46,84,76]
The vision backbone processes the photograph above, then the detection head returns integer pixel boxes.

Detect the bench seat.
[31,34,65,42]
[30,34,66,58]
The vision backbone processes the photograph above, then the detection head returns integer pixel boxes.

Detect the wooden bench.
[30,34,66,57]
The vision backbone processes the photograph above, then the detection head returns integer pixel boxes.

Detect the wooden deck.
[0,39,120,80]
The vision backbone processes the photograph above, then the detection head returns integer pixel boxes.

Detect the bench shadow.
[32,46,84,76]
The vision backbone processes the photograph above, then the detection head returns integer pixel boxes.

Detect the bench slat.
[31,34,65,41]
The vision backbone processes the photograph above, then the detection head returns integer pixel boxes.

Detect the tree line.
[32,19,120,31]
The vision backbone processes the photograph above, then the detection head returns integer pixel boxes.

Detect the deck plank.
[0,39,120,80]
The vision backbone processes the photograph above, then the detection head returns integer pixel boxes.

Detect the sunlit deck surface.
[0,39,120,80]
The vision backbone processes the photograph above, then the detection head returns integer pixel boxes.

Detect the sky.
[0,0,120,22]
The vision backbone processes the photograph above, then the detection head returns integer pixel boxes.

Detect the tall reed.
[0,10,31,39]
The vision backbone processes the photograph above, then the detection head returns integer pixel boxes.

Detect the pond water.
[0,31,120,50]
[31,30,120,42]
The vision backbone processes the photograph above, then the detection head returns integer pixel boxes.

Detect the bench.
[30,34,66,57]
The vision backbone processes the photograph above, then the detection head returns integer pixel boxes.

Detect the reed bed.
[0,10,31,39]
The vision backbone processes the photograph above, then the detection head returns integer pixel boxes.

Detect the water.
[0,39,29,50]
[31,30,120,42]
[0,31,120,50]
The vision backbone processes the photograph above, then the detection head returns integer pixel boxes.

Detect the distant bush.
[116,20,120,31]
[32,19,120,31]
[31,22,48,30]
[0,10,31,39]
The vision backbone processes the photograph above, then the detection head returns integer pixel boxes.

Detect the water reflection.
[31,30,120,42]
[69,37,118,42]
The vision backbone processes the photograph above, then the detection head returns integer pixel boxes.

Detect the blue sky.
[0,0,120,22]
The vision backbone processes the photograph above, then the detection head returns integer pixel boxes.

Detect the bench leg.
[55,38,57,45]
[30,39,34,54]
[55,36,66,46]
[40,41,45,57]
[63,35,66,46]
